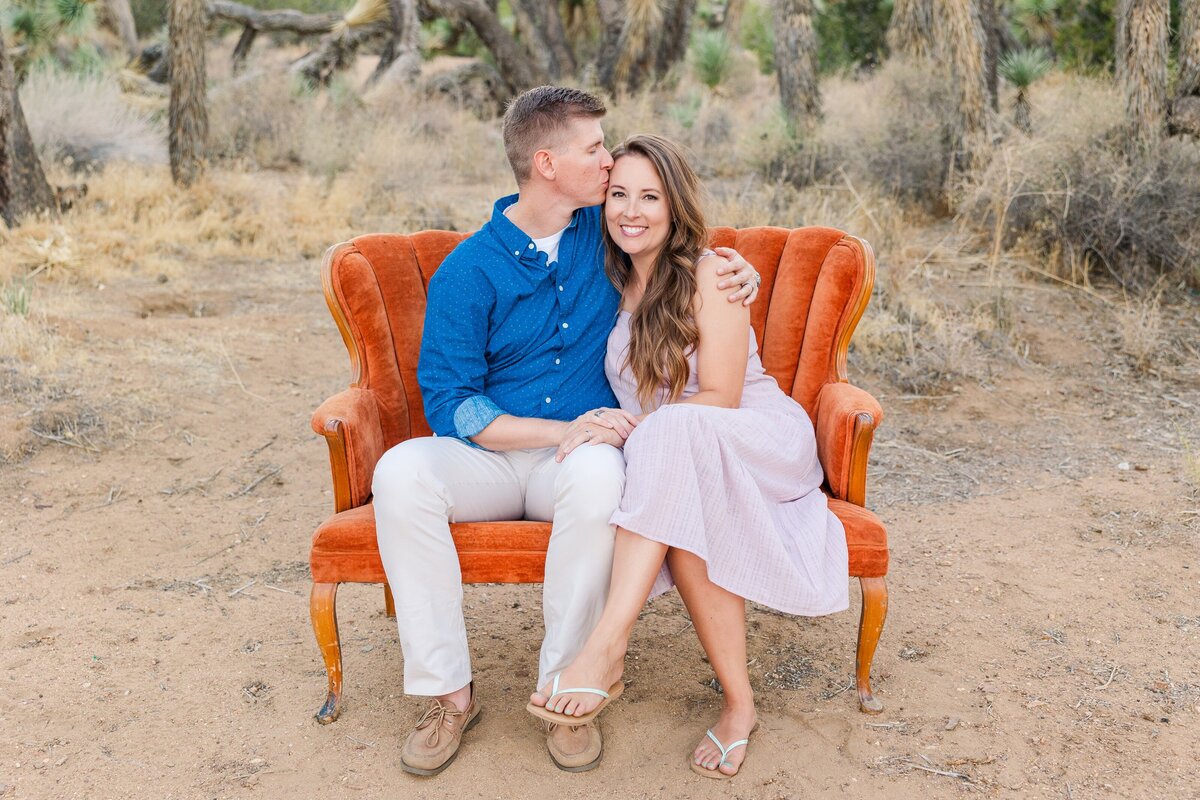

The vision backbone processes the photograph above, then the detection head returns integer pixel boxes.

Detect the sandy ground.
[2,250,1198,800]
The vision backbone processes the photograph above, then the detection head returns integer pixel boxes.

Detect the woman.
[527,134,849,778]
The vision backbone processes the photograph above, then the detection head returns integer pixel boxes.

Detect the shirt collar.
[488,193,581,267]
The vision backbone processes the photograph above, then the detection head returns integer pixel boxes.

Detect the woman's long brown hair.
[603,135,708,410]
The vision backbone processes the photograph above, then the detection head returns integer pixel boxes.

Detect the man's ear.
[532,148,556,181]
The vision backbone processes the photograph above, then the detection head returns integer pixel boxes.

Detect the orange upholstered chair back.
[322,226,873,449]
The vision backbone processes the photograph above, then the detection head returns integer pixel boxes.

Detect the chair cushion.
[311,500,888,584]
[828,498,889,578]
[310,504,552,584]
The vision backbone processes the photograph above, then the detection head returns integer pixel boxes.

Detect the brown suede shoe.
[546,720,602,772]
[400,685,482,776]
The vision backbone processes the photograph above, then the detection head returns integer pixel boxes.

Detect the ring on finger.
[593,409,605,417]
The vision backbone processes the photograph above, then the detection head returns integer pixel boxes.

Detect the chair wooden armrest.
[814,381,884,507]
[311,387,386,514]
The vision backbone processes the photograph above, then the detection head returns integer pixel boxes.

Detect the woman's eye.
[611,190,624,198]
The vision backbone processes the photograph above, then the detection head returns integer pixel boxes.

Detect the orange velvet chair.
[310,226,888,724]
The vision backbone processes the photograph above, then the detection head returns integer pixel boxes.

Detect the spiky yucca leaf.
[10,6,47,40]
[998,48,1051,88]
[333,0,389,35]
[691,29,731,89]
[54,0,90,24]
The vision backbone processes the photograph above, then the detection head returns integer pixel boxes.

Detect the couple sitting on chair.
[372,86,849,778]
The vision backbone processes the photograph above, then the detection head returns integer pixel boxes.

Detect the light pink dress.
[606,306,849,616]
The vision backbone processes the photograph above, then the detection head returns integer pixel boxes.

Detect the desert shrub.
[207,72,309,167]
[808,61,956,210]
[815,0,890,73]
[690,29,733,89]
[968,76,1200,289]
[19,66,166,169]
[740,0,774,75]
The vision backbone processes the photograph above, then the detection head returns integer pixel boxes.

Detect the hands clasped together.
[555,407,641,462]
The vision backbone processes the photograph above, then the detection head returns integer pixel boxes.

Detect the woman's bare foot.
[529,640,626,718]
[692,705,757,776]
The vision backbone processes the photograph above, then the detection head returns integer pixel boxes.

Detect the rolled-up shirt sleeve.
[417,266,505,443]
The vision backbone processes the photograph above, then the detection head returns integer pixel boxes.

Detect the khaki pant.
[372,436,626,696]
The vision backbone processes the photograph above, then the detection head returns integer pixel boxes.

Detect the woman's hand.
[712,246,762,306]
[555,407,640,462]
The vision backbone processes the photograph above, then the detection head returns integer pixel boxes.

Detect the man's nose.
[601,148,614,170]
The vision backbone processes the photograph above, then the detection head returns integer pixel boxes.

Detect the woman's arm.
[679,255,751,409]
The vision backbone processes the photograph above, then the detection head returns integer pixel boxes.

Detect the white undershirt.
[530,226,566,265]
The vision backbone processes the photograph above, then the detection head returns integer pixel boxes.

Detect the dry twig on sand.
[228,466,283,498]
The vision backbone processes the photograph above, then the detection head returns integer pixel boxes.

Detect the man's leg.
[373,437,525,699]
[525,443,626,687]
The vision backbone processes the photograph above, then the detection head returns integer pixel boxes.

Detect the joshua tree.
[999,48,1051,134]
[887,0,934,60]
[934,0,990,165]
[773,0,821,130]
[100,0,140,59]
[0,29,56,226]
[1123,0,1169,148]
[1178,0,1200,99]
[1013,0,1059,54]
[168,0,208,186]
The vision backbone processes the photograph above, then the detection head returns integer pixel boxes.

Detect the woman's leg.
[529,526,667,716]
[668,547,757,776]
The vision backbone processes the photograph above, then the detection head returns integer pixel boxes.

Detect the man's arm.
[470,414,567,451]
[418,268,511,443]
[712,247,762,306]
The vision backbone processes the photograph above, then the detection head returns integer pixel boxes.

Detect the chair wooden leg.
[855,576,888,714]
[383,582,395,618]
[310,582,343,724]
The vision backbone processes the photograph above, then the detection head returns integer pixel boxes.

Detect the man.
[372,86,760,776]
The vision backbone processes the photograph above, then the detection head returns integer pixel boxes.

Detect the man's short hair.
[502,86,607,185]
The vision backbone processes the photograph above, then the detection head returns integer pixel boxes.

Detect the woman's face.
[605,154,671,264]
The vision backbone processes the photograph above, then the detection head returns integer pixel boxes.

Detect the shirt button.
[528,243,534,249]
[554,358,561,365]
[545,397,552,404]
[562,322,569,329]
[558,285,564,291]
[513,250,520,256]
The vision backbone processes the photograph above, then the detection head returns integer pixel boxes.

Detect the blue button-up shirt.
[418,194,621,444]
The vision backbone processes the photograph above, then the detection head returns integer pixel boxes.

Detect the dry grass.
[967,73,1200,290]
[20,67,166,171]
[1113,290,1165,374]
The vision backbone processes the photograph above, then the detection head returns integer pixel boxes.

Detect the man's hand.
[712,246,761,306]
[555,407,639,462]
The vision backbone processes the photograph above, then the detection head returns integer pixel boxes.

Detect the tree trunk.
[1013,91,1031,134]
[887,0,934,60]
[1124,0,1168,148]
[425,0,548,94]
[594,0,626,90]
[723,0,747,40]
[509,0,576,79]
[979,0,999,111]
[207,0,341,33]
[656,0,698,79]
[933,0,989,164]
[293,22,389,85]
[1177,0,1200,99]
[0,34,56,226]
[1115,0,1131,84]
[100,0,141,60]
[606,0,663,94]
[773,0,821,130]
[370,0,423,85]
[169,0,209,187]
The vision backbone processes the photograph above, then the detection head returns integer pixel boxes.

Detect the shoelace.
[415,700,464,747]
